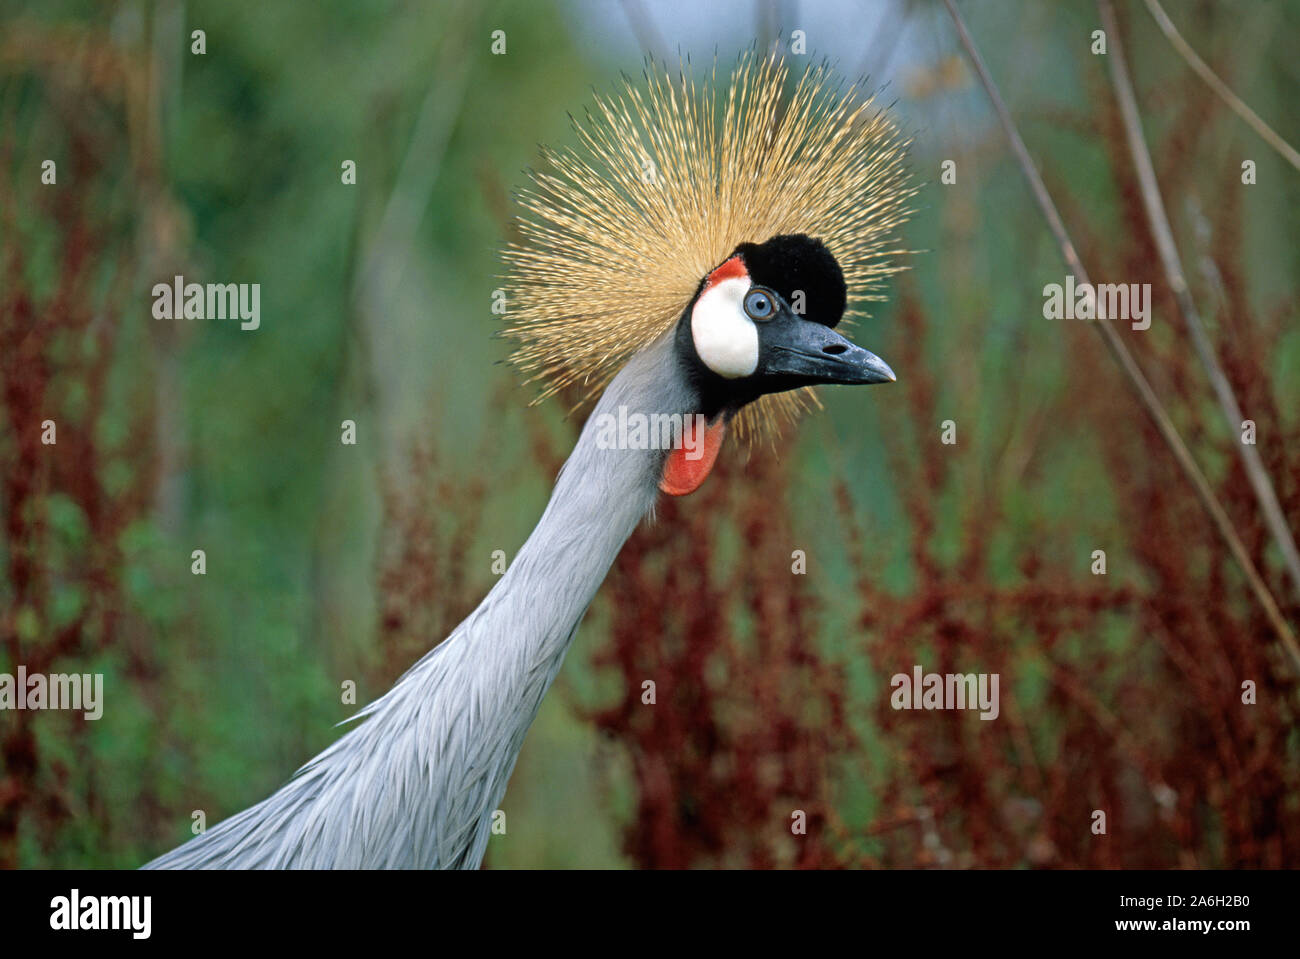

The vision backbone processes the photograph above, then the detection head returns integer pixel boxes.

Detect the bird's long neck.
[493,333,687,655]
[384,330,694,864]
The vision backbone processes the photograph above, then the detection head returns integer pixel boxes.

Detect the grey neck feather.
[144,331,697,869]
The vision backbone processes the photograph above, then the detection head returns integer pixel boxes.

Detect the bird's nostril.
[822,344,847,355]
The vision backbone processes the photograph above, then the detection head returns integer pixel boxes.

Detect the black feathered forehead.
[731,234,848,328]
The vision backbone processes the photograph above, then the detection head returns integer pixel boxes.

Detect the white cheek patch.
[690,277,758,378]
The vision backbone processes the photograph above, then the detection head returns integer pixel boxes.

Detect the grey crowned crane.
[146,52,914,869]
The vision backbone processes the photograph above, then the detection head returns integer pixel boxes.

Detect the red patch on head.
[702,255,748,292]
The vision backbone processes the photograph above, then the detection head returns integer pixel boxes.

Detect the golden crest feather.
[502,50,916,443]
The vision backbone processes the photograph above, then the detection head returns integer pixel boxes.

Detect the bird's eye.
[744,288,775,321]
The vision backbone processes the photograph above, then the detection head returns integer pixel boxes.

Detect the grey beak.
[762,318,897,386]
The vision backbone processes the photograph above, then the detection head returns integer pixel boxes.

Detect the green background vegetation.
[2,0,1299,867]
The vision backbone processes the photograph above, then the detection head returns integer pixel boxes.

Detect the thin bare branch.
[1099,0,1300,604]
[352,8,475,465]
[1142,0,1300,173]
[940,0,1300,673]
[620,0,668,60]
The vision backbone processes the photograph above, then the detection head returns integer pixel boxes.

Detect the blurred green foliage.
[2,0,1298,867]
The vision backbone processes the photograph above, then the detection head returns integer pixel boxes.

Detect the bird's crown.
[502,50,916,443]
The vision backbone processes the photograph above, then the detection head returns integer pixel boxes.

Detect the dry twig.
[941,0,1300,672]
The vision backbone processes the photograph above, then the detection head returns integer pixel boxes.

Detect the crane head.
[502,51,917,463]
[682,232,895,402]
[656,232,894,495]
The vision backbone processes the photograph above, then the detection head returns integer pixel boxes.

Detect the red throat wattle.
[659,416,728,496]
